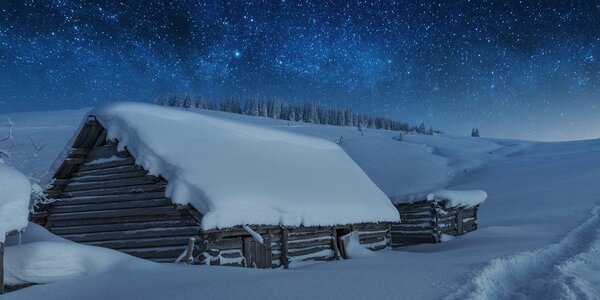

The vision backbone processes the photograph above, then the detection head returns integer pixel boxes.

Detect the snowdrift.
[0,163,31,242]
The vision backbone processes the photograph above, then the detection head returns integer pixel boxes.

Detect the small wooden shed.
[390,190,485,247]
[32,103,399,268]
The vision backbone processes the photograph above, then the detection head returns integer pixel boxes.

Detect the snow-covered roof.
[94,103,399,230]
[0,163,31,242]
[391,189,487,207]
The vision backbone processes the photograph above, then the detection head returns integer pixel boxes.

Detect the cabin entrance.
[335,227,352,259]
[243,237,272,269]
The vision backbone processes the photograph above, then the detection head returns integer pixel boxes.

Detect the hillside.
[1,106,599,299]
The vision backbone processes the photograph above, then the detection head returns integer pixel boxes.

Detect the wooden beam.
[280,226,289,269]
[1,242,4,294]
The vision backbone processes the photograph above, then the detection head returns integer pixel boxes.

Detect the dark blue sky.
[0,1,598,140]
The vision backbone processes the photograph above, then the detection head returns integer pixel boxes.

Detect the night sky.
[1,1,599,140]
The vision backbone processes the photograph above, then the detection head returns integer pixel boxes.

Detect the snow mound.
[0,163,31,242]
[4,223,155,285]
[427,189,487,208]
[94,103,399,230]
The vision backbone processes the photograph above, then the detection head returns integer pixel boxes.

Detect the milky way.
[0,1,599,140]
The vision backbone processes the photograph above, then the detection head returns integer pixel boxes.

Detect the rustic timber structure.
[31,116,392,268]
[391,200,479,247]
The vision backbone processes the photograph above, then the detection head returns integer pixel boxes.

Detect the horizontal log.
[50,199,171,213]
[391,225,434,231]
[63,177,161,192]
[50,219,198,235]
[68,148,90,156]
[287,227,332,234]
[49,214,195,227]
[64,184,167,198]
[399,214,434,221]
[287,230,332,241]
[53,192,168,206]
[65,158,86,165]
[208,238,243,250]
[392,232,436,239]
[396,201,434,209]
[391,237,436,245]
[287,245,333,257]
[77,157,135,172]
[351,223,390,231]
[69,170,150,183]
[47,206,186,221]
[287,238,332,249]
[360,236,385,245]
[62,226,200,242]
[72,165,144,177]
[357,231,388,239]
[86,236,193,249]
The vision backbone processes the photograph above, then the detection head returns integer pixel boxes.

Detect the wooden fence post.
[280,226,289,269]
[1,241,4,295]
[457,208,464,235]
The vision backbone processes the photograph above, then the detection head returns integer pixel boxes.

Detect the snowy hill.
[2,106,600,299]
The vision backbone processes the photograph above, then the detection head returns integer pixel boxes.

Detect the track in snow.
[447,205,600,300]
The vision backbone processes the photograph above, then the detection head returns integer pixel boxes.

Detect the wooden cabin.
[390,191,485,247]
[32,104,399,268]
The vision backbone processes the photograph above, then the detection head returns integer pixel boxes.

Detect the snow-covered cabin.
[390,190,486,246]
[32,103,399,268]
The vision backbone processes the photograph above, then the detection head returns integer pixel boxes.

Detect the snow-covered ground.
[1,106,599,299]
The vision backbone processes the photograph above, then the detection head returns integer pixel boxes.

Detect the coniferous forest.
[156,95,442,135]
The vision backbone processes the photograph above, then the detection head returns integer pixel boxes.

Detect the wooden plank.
[331,228,340,260]
[77,157,136,172]
[72,165,144,177]
[50,199,171,213]
[391,232,437,238]
[53,192,167,206]
[50,219,198,235]
[62,226,199,242]
[457,208,464,235]
[87,236,193,249]
[47,206,185,221]
[64,184,167,198]
[242,238,252,267]
[70,170,150,183]
[49,214,193,227]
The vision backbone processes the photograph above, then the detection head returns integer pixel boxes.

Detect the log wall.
[391,200,479,247]
[34,121,202,263]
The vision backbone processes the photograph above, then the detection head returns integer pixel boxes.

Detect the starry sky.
[0,1,599,141]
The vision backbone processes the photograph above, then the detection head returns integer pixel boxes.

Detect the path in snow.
[447,205,600,300]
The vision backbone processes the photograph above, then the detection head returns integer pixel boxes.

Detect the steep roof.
[93,102,399,230]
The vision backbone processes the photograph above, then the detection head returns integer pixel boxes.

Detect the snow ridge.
[447,205,600,300]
